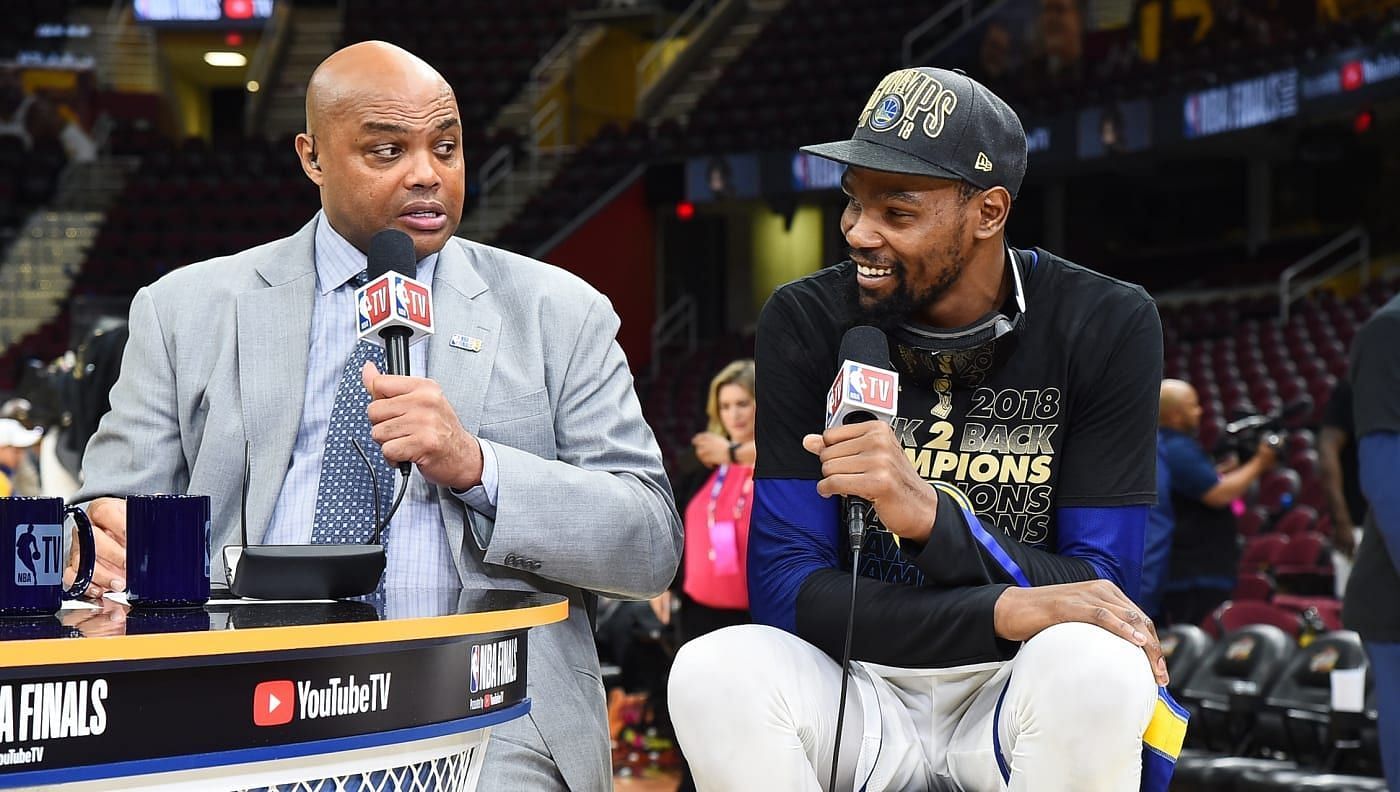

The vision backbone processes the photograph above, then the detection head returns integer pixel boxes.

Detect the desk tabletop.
[0,588,568,669]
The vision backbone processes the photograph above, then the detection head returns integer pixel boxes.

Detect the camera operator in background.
[1154,379,1277,627]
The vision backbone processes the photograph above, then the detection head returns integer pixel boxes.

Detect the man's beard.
[848,239,965,331]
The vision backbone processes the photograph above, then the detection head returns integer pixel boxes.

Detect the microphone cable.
[828,498,872,792]
[351,438,409,545]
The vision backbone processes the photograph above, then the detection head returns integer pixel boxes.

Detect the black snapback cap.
[802,67,1028,198]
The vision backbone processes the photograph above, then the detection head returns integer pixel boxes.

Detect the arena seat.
[1238,506,1271,538]
[1274,506,1319,536]
[1272,533,1334,596]
[1233,572,1275,602]
[1161,624,1214,696]
[1205,601,1303,640]
[1179,624,1294,752]
[1258,469,1302,515]
[1272,596,1344,631]
[1255,631,1367,763]
[1240,534,1290,574]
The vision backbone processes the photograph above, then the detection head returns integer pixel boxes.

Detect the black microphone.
[367,229,418,380]
[825,325,898,792]
[826,326,899,553]
[359,228,435,478]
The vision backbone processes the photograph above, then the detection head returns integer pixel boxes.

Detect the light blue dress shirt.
[263,212,499,588]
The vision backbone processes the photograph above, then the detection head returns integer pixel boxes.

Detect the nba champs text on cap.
[859,68,961,141]
[802,66,1028,198]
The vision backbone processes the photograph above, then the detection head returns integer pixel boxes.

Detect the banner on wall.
[685,154,761,202]
[1183,69,1298,139]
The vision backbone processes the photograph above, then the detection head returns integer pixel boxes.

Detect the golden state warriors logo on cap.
[857,68,959,141]
[869,95,902,132]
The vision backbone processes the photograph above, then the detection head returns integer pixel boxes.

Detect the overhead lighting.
[203,51,247,68]
[246,80,260,93]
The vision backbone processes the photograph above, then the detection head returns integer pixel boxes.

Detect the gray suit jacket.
[77,217,682,791]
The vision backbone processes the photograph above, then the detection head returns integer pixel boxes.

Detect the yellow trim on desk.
[1,599,568,668]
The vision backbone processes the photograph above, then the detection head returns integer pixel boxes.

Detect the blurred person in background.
[1320,377,1365,594]
[652,359,756,792]
[1342,293,1400,790]
[0,418,42,497]
[653,359,757,643]
[0,399,41,496]
[0,68,95,163]
[58,320,129,484]
[1156,379,1276,627]
[0,68,62,151]
[977,21,1013,86]
[1028,0,1084,83]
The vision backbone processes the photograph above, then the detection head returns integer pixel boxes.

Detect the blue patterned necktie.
[311,271,395,545]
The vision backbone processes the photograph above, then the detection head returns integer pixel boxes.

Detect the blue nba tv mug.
[125,494,211,609]
[0,496,95,618]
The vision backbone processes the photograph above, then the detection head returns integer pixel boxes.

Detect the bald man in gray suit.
[67,42,681,791]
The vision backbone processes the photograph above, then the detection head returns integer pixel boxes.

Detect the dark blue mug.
[0,497,95,617]
[126,494,210,609]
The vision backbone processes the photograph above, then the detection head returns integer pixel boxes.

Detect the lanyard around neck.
[707,464,752,527]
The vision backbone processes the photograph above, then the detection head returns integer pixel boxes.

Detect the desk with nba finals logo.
[0,588,566,791]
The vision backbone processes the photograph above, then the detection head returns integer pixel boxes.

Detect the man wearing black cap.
[669,68,1183,791]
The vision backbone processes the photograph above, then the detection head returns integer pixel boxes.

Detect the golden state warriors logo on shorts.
[869,95,902,132]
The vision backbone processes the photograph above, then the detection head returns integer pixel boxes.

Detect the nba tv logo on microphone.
[826,361,899,429]
[356,273,434,345]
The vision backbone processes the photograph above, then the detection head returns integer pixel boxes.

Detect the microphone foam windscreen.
[367,228,417,281]
[837,325,891,369]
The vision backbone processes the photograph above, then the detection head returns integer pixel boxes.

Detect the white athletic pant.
[669,622,1157,791]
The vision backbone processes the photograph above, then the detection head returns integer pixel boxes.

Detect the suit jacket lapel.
[428,240,500,580]
[428,239,499,434]
[237,220,317,540]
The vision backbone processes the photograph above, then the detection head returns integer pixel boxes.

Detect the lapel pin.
[450,334,484,352]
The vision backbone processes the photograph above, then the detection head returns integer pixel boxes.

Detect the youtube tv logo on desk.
[252,680,294,727]
[0,634,529,777]
[253,674,393,727]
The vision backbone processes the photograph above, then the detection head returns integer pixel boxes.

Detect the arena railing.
[1278,227,1370,323]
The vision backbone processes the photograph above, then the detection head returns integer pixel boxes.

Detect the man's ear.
[295,133,323,186]
[973,186,1011,240]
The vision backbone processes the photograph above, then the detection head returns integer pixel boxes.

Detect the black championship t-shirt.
[756,248,1162,584]
[1343,294,1400,641]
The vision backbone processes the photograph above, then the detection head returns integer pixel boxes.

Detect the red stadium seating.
[1258,470,1302,515]
[1241,534,1290,573]
[1272,595,1344,631]
[1273,506,1319,537]
[1204,601,1304,639]
[1238,506,1271,538]
[1233,572,1275,602]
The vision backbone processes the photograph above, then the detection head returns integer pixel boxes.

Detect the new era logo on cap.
[975,152,993,172]
[253,680,295,726]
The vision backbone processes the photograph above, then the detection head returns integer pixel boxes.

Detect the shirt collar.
[313,210,440,294]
